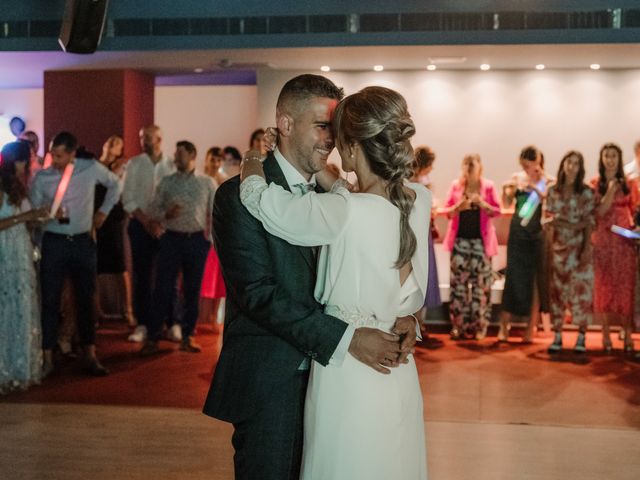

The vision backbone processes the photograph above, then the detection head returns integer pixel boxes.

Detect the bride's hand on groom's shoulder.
[240,150,266,182]
[348,327,402,375]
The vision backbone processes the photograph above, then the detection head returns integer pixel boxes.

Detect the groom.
[203,74,414,480]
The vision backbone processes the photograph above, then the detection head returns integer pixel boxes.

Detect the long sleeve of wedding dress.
[240,175,351,247]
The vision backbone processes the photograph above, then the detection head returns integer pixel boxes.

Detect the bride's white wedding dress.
[240,176,430,480]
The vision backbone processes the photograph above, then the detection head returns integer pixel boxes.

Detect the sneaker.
[573,332,586,354]
[547,332,563,354]
[180,336,202,353]
[166,324,183,343]
[128,325,147,343]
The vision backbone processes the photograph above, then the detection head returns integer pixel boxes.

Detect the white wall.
[0,88,44,154]
[258,69,640,201]
[155,85,258,171]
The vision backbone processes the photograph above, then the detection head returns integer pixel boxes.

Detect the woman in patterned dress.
[591,143,639,353]
[442,154,501,339]
[545,151,595,354]
[0,141,49,392]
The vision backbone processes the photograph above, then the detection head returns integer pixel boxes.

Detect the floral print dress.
[545,185,595,331]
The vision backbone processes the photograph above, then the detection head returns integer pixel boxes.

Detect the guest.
[499,146,553,343]
[545,151,595,354]
[30,131,120,376]
[122,125,176,343]
[18,131,42,183]
[0,141,48,393]
[200,147,226,326]
[442,154,500,339]
[623,140,640,180]
[141,141,216,355]
[411,146,442,319]
[204,146,229,185]
[221,146,242,178]
[249,128,267,155]
[95,135,133,324]
[591,143,638,353]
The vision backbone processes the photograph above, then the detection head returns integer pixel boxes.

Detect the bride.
[240,86,430,479]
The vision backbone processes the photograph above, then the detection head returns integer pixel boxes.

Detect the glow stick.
[49,162,74,218]
[518,179,546,227]
[611,225,640,240]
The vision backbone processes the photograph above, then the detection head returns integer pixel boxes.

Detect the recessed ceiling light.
[373,65,384,72]
[426,65,437,71]
[535,64,545,70]
[320,66,331,72]
[194,68,204,73]
[480,64,491,71]
[590,63,601,70]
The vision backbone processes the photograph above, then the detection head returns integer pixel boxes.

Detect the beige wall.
[155,85,258,172]
[257,69,640,203]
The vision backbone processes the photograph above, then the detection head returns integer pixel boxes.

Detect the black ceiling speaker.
[59,0,109,54]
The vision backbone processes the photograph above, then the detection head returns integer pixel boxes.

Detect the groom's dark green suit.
[203,153,348,479]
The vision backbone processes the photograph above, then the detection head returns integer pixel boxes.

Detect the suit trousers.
[232,370,309,480]
[148,231,209,340]
[40,232,96,349]
[127,218,157,328]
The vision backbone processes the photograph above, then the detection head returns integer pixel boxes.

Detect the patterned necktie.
[294,183,315,195]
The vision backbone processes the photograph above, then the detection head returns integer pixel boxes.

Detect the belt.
[44,231,91,241]
[166,230,204,238]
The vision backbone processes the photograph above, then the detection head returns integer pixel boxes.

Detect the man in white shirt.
[122,125,177,342]
[31,131,121,377]
[623,140,640,179]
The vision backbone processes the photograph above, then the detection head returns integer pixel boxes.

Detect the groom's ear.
[276,113,293,137]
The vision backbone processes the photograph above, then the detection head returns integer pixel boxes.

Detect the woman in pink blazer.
[442,154,501,339]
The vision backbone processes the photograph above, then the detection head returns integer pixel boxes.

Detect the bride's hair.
[333,86,417,268]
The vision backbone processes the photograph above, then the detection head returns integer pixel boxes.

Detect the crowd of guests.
[429,142,640,358]
[0,126,267,393]
[0,123,639,394]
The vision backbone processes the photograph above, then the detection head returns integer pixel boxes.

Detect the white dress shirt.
[30,158,121,235]
[272,148,355,368]
[122,152,175,215]
[624,158,640,179]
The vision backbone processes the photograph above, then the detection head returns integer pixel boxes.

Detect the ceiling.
[2,43,640,88]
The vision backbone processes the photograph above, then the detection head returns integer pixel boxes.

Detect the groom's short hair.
[276,74,344,117]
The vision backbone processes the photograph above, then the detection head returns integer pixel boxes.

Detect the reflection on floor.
[1,323,639,479]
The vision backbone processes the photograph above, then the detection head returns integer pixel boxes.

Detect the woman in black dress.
[499,146,553,343]
[95,135,134,324]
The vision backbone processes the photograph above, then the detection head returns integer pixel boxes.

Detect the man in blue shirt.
[31,131,121,377]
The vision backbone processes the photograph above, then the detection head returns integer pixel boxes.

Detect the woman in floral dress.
[591,143,639,353]
[545,151,595,354]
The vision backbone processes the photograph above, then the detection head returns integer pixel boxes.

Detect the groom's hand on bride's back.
[348,328,402,375]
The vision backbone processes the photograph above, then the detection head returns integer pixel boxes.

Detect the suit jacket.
[202,153,348,423]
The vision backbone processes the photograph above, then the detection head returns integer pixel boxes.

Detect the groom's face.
[289,96,338,175]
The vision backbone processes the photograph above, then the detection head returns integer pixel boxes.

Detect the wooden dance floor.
[2,324,640,479]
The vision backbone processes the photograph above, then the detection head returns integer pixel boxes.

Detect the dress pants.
[148,231,209,340]
[232,371,309,480]
[40,232,96,349]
